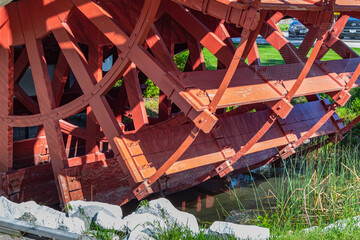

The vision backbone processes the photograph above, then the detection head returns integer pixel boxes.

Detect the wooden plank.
[70,0,129,50]
[6,99,341,204]
[182,57,360,110]
[111,101,338,176]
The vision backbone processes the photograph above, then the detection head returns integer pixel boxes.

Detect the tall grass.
[229,139,360,237]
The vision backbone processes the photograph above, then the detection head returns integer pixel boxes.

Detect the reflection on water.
[121,164,285,224]
[166,165,283,223]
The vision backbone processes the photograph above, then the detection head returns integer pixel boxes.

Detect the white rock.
[67,200,123,221]
[123,213,166,240]
[135,198,199,233]
[0,196,23,219]
[94,210,127,232]
[123,213,166,232]
[324,216,360,231]
[20,200,85,234]
[19,201,65,229]
[0,198,85,234]
[206,221,270,240]
[304,216,360,233]
[58,214,86,234]
[128,229,155,240]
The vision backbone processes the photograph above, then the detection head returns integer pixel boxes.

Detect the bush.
[278,24,289,32]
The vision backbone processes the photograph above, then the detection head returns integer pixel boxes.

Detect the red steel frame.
[0,0,360,206]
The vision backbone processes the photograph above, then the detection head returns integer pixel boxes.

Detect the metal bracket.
[279,143,297,159]
[333,89,351,106]
[133,180,154,200]
[271,99,293,119]
[193,109,218,133]
[215,160,234,178]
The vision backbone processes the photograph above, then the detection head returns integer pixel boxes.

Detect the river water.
[122,165,285,224]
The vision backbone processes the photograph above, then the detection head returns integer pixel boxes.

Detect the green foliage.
[278,24,289,32]
[114,78,123,87]
[174,51,189,72]
[254,213,278,229]
[256,45,285,65]
[63,203,73,214]
[143,79,159,98]
[137,199,150,209]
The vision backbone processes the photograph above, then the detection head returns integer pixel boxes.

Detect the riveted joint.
[216,160,234,178]
[133,180,154,200]
[271,99,293,119]
[280,144,296,159]
[193,109,218,134]
[334,89,351,106]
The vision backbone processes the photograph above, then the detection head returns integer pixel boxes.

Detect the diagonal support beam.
[14,48,29,85]
[51,52,70,107]
[123,63,149,130]
[317,15,359,60]
[18,0,68,204]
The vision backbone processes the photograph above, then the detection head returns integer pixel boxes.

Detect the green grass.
[85,223,126,240]
[276,226,360,240]
[144,98,159,117]
[256,45,360,65]
[153,222,236,240]
[224,140,360,239]
[173,45,360,68]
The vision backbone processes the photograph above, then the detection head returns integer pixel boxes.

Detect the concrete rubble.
[0,196,270,239]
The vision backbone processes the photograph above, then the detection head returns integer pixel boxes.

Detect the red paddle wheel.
[0,0,359,206]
